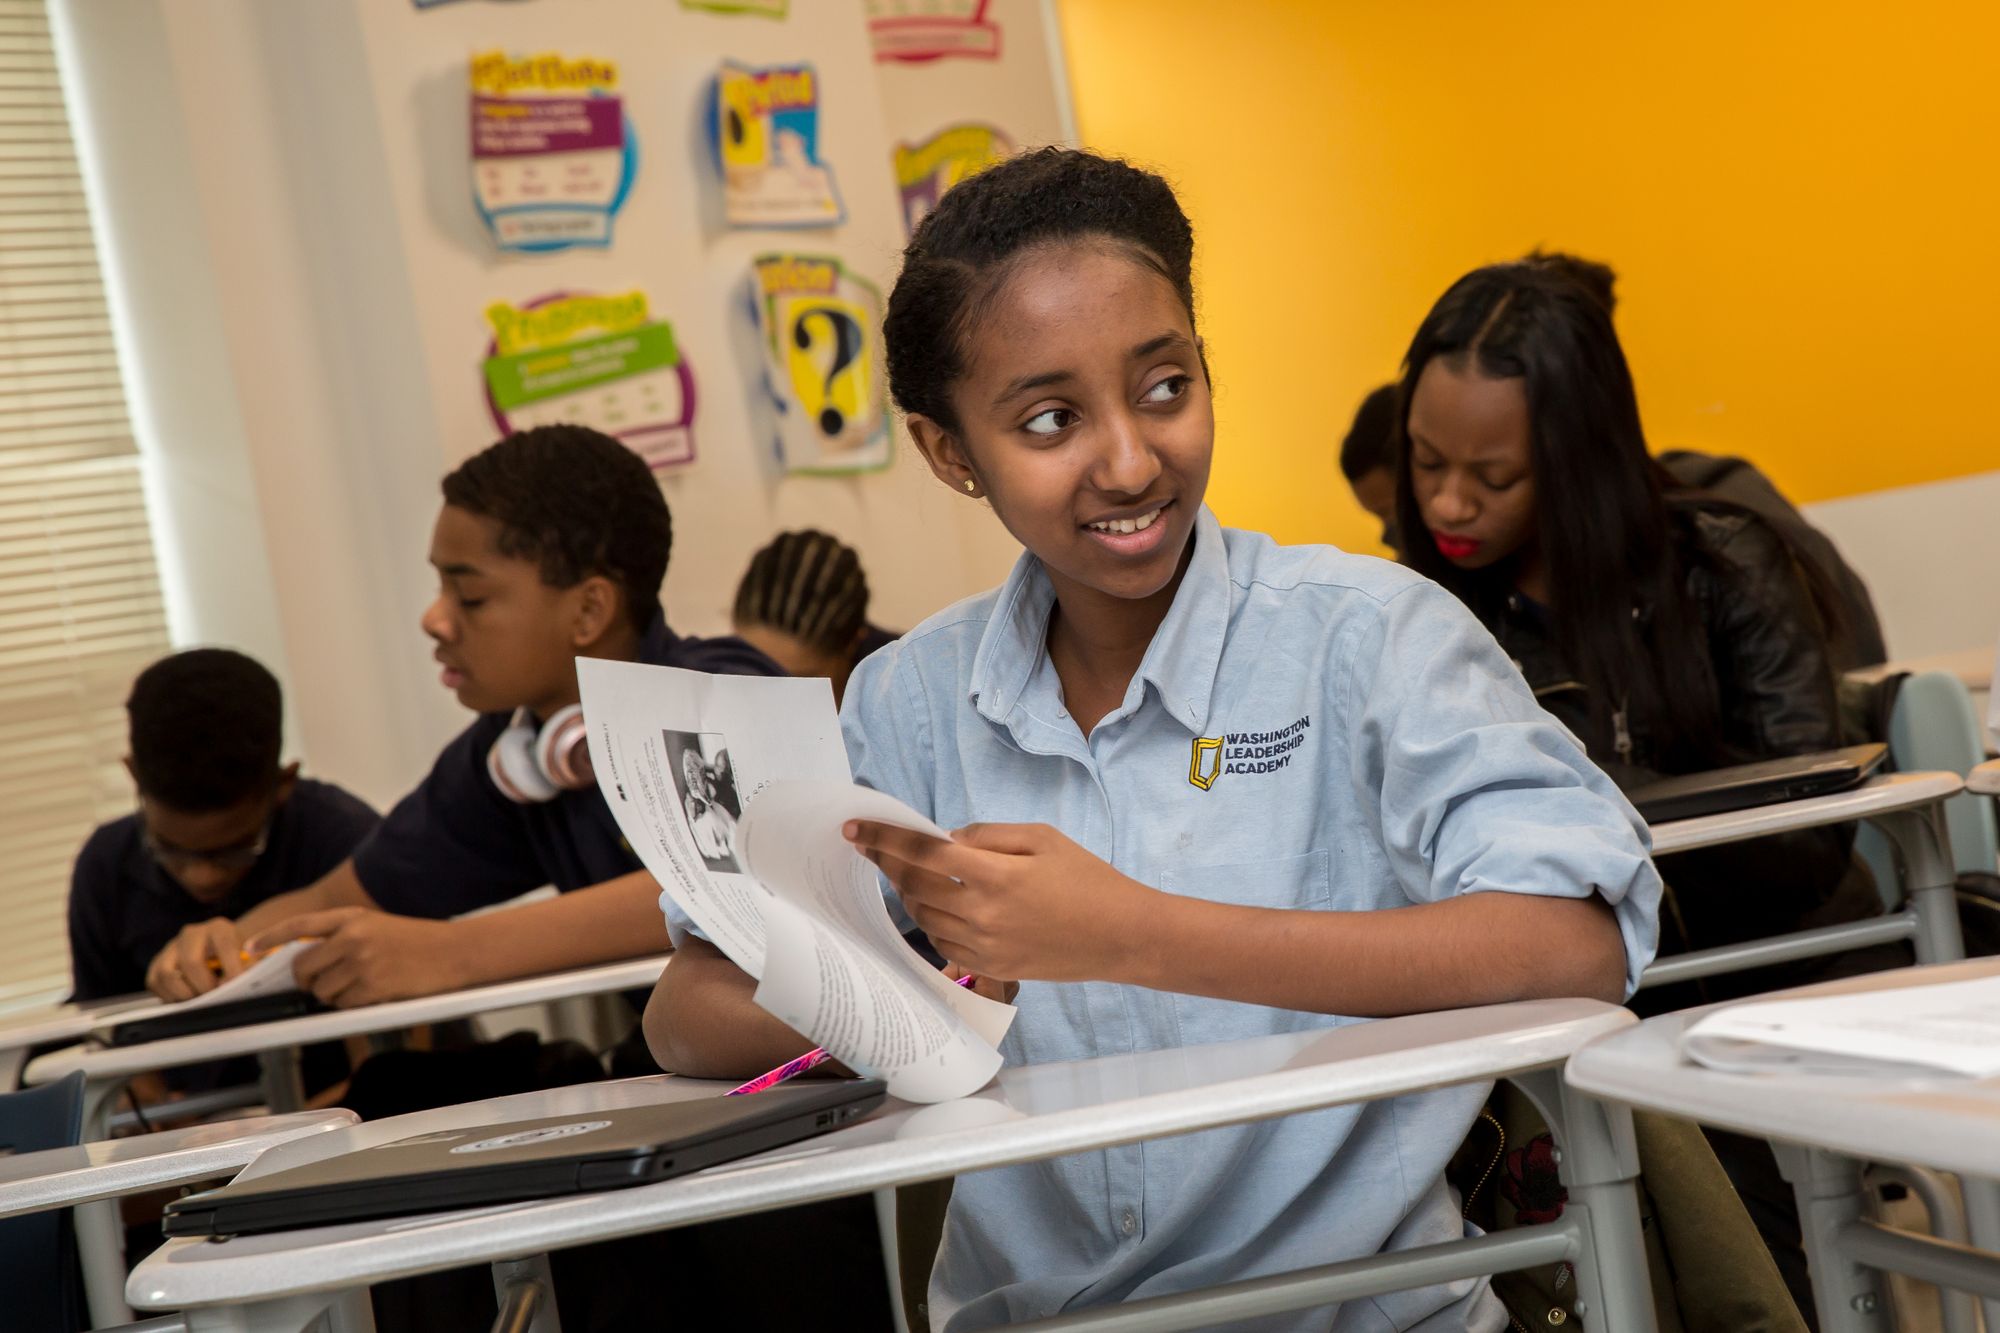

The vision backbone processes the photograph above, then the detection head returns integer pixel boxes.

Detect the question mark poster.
[754,254,888,473]
[714,61,845,229]
[482,291,698,471]
[471,52,636,253]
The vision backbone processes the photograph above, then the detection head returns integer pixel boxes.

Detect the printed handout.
[1681,973,2000,1079]
[577,659,1013,1101]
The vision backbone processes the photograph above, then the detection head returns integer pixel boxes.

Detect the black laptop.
[102,991,325,1047]
[1627,743,1888,825]
[162,1078,887,1238]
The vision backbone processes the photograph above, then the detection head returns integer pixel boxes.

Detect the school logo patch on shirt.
[1187,736,1223,790]
[1187,715,1312,790]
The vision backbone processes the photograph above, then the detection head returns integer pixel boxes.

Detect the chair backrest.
[0,1070,87,1331]
[1857,670,2000,900]
[1893,671,1999,875]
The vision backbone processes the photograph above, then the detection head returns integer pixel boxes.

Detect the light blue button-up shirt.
[839,509,1661,1332]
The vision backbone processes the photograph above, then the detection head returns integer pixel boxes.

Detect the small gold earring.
[963,478,977,493]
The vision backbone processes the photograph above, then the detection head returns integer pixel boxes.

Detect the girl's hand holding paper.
[845,819,1154,983]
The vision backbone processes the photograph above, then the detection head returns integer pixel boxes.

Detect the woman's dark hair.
[884,147,1197,435]
[1339,383,1398,482]
[128,649,283,811]
[1520,248,1619,315]
[1393,263,1727,767]
[733,529,870,657]
[442,424,672,629]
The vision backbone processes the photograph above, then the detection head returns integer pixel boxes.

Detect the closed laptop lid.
[1630,743,1887,825]
[175,1079,882,1208]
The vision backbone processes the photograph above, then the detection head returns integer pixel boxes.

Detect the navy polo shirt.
[66,778,381,1002]
[352,618,782,917]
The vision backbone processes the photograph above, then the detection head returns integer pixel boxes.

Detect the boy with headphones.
[145,425,781,1007]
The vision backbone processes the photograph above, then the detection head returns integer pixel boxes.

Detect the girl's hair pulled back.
[884,147,1196,435]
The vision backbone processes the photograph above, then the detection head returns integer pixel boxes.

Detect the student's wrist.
[1094,878,1174,989]
[436,913,495,991]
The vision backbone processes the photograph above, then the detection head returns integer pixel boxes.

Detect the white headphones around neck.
[485,704,593,804]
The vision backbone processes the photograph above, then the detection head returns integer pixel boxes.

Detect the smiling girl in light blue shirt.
[648,148,1661,1331]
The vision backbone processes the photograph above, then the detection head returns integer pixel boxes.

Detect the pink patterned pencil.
[725,973,979,1096]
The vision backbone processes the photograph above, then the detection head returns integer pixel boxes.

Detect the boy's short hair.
[1339,383,1399,482]
[127,648,284,811]
[442,425,673,628]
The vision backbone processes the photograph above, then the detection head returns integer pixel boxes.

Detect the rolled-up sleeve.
[1351,581,1663,995]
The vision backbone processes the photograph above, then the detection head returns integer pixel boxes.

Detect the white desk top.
[1648,771,1962,856]
[128,997,1630,1309]
[1569,957,2000,1177]
[0,994,158,1055]
[1968,760,2000,797]
[26,955,671,1086]
[1847,645,1995,690]
[0,1110,356,1221]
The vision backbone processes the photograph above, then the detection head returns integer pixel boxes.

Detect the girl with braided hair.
[730,529,897,705]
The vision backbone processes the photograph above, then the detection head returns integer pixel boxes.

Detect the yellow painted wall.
[1054,1,2000,554]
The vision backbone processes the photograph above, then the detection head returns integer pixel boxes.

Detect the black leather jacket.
[1658,450,1887,671]
[1485,505,1880,980]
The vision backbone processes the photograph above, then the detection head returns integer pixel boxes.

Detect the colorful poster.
[714,61,844,229]
[753,255,888,473]
[893,123,1014,236]
[470,52,634,253]
[867,0,1000,62]
[679,0,788,13]
[482,292,697,471]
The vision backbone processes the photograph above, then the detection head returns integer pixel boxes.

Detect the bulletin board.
[357,0,1075,631]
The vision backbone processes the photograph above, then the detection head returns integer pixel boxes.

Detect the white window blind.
[0,0,170,1010]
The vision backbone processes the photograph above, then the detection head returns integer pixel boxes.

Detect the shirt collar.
[969,506,1231,737]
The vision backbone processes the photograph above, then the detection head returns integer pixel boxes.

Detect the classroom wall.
[55,0,1060,808]
[1054,0,2000,657]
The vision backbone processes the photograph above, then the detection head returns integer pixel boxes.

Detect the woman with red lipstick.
[1394,261,1881,979]
[1394,261,1893,1321]
[649,149,1665,1331]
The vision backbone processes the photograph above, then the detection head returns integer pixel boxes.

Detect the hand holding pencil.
[728,972,987,1096]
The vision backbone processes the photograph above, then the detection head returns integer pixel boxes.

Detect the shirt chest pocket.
[1158,849,1347,1047]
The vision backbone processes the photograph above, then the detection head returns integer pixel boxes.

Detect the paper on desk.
[1681,974,2000,1078]
[97,940,315,1029]
[577,658,1012,1101]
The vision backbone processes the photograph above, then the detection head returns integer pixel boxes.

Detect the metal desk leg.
[1774,1144,1894,1333]
[0,1045,25,1092]
[875,1186,913,1333]
[1875,805,1968,964]
[491,1255,562,1333]
[1864,1164,1978,1333]
[1956,1176,2000,1332]
[258,1047,306,1114]
[1515,1070,1659,1333]
[79,1073,136,1326]
[180,1288,377,1333]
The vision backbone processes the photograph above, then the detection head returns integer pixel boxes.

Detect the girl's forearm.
[1116,889,1628,1013]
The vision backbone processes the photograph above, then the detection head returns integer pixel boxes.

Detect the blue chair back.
[1858,670,2000,902]
[0,1070,87,1331]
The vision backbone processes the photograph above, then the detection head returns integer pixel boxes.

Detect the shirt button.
[1119,1209,1137,1237]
